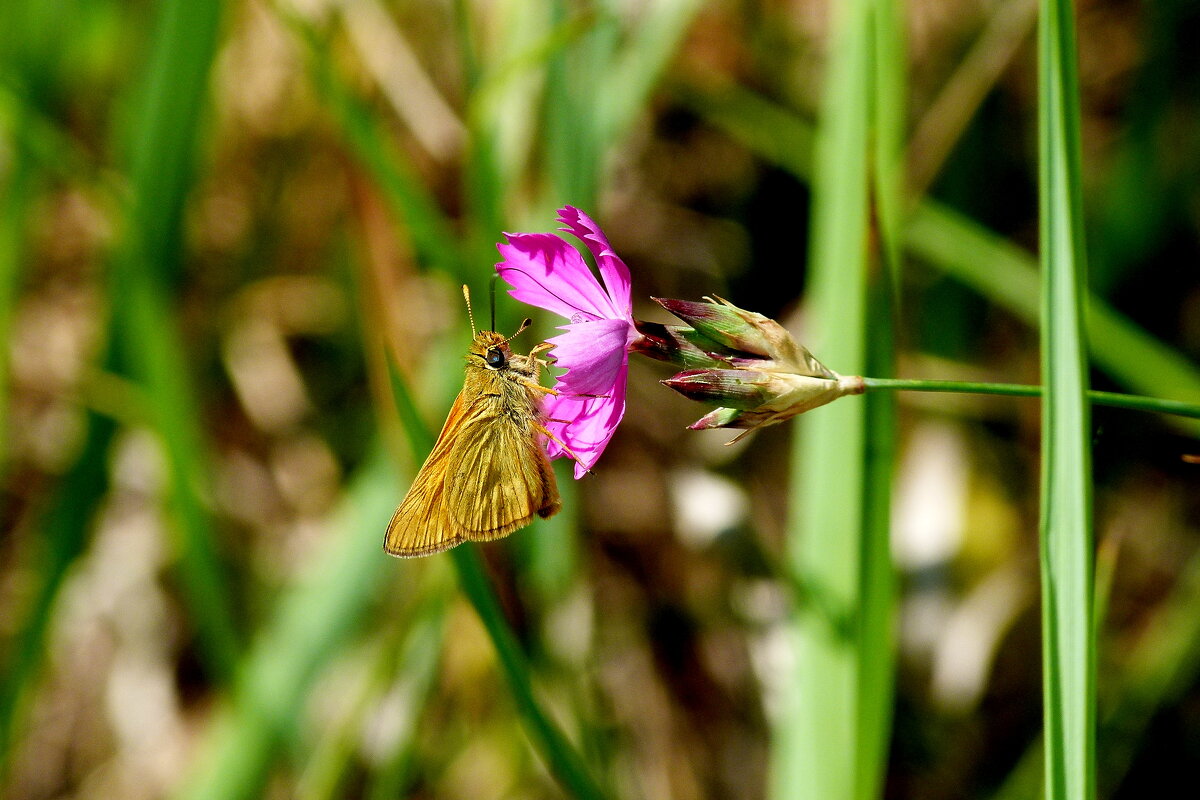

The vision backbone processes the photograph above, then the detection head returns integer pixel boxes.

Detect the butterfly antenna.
[503,318,532,344]
[462,285,477,337]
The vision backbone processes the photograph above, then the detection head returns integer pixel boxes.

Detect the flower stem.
[860,378,1200,420]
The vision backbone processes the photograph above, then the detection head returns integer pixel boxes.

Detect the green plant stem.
[860,378,1200,421]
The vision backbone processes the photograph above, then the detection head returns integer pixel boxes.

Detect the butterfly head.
[470,330,514,371]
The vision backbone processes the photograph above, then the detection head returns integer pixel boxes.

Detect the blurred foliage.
[1,1,1199,799]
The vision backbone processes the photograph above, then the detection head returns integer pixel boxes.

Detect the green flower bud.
[645,296,864,441]
[653,297,775,356]
[654,296,837,380]
[661,369,774,410]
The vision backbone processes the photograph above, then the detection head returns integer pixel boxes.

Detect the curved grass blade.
[594,0,704,148]
[174,447,401,800]
[0,106,31,475]
[0,414,116,781]
[278,9,465,283]
[904,204,1200,418]
[363,589,451,799]
[298,576,451,800]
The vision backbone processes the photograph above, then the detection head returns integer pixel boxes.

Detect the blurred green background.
[1,0,1199,798]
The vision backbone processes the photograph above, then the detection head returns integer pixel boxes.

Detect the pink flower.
[496,206,638,478]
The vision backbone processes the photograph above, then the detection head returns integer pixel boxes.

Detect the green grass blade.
[298,576,451,800]
[364,589,451,800]
[112,0,240,681]
[994,545,1200,800]
[0,80,114,196]
[904,204,1200,416]
[0,109,30,473]
[450,546,606,800]
[542,0,704,213]
[542,2,610,208]
[125,0,222,270]
[452,0,504,275]
[1101,550,1200,794]
[594,0,704,148]
[1089,0,1182,293]
[775,2,873,798]
[670,82,816,174]
[112,263,242,678]
[280,11,465,282]
[906,0,1038,201]
[0,24,119,768]
[857,2,905,798]
[1037,0,1096,797]
[471,5,589,198]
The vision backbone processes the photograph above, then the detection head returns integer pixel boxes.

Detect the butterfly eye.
[485,348,507,369]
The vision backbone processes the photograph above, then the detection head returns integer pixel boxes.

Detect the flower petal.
[495,207,638,479]
[497,232,616,322]
[557,206,631,314]
[543,367,628,478]
[545,318,631,396]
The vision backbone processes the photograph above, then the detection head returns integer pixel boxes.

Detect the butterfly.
[384,286,569,557]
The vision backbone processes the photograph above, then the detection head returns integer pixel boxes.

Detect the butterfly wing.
[383,387,561,557]
[444,394,561,541]
[383,388,474,557]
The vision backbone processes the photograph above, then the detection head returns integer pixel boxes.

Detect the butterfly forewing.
[383,389,471,557]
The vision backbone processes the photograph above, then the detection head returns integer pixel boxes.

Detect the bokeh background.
[2,0,1199,798]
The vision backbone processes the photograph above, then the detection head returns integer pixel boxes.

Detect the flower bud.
[653,297,776,357]
[687,406,745,430]
[661,369,774,410]
[646,296,864,440]
[654,296,837,380]
[665,371,863,434]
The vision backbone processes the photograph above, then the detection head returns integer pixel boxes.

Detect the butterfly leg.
[534,423,593,475]
[526,342,556,377]
[528,341,555,360]
[521,379,558,396]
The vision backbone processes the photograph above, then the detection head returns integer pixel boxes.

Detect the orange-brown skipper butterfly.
[384,286,565,557]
